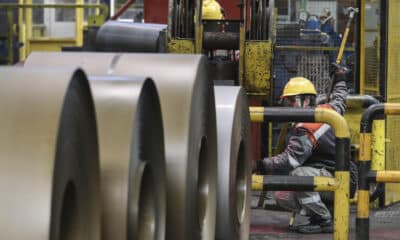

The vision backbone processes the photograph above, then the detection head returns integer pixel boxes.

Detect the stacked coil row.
[0,52,251,240]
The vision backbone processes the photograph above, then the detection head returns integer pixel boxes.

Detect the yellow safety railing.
[356,103,400,240]
[250,106,350,240]
[0,2,108,61]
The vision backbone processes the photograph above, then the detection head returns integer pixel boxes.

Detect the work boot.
[295,217,333,234]
[289,214,321,230]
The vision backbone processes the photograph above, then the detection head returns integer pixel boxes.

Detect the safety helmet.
[281,77,317,98]
[202,0,223,20]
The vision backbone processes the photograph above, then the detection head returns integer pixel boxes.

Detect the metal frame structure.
[0,1,108,62]
[356,103,400,240]
[250,106,351,240]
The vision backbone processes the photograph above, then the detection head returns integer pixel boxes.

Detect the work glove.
[330,62,351,83]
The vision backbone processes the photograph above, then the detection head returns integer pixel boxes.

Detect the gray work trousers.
[274,166,333,220]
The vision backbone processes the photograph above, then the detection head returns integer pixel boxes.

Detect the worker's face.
[282,96,311,108]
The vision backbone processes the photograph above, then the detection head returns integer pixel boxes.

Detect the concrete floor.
[250,197,400,240]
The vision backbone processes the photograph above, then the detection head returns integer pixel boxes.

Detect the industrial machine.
[2,1,400,239]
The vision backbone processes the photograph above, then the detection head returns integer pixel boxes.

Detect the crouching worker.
[253,64,357,234]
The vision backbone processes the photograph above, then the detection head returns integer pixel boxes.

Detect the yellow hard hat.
[281,77,317,98]
[202,0,223,20]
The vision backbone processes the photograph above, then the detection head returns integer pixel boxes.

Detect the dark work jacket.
[260,81,348,172]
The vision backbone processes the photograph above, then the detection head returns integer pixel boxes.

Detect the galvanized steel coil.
[114,54,218,240]
[96,21,167,52]
[26,52,218,240]
[88,76,166,240]
[214,86,252,240]
[0,67,101,240]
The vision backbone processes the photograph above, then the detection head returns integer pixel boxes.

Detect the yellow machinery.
[0,0,108,62]
[167,0,274,98]
[2,0,400,208]
[165,0,400,209]
[380,0,400,205]
[357,0,400,206]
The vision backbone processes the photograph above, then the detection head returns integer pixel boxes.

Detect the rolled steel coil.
[0,67,101,239]
[96,21,167,52]
[114,54,218,240]
[26,52,218,240]
[214,86,252,240]
[203,32,240,50]
[88,76,166,240]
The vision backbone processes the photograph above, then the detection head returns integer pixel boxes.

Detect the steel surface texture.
[25,52,117,74]
[113,54,218,240]
[214,86,251,240]
[0,67,100,239]
[88,76,166,240]
[25,52,218,240]
[96,21,167,52]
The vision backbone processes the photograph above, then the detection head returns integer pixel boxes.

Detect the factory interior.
[1,0,400,239]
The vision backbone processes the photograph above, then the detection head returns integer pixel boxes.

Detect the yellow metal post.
[243,41,272,96]
[252,175,264,191]
[25,0,32,59]
[315,108,350,240]
[76,0,84,47]
[333,170,350,239]
[238,24,245,86]
[357,190,370,218]
[194,3,202,55]
[371,120,385,171]
[359,0,366,95]
[249,107,265,122]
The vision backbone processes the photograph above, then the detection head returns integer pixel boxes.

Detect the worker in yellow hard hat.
[253,64,358,234]
[202,0,224,20]
[280,77,318,108]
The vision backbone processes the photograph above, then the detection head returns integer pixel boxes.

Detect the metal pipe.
[368,171,400,183]
[318,94,379,108]
[111,0,134,20]
[203,32,239,50]
[252,175,338,192]
[357,103,400,240]
[249,106,350,240]
[360,104,384,132]
[110,0,115,16]
[249,107,315,123]
[345,95,380,109]
[76,0,84,47]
